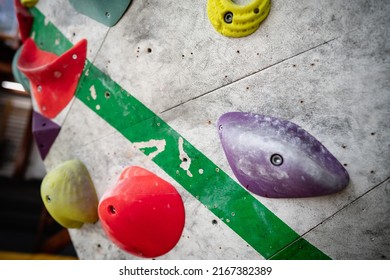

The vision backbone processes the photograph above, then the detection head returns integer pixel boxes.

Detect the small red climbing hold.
[98,166,185,258]
[17,38,87,119]
[13,0,34,42]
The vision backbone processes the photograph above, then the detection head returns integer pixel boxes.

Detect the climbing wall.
[15,0,390,259]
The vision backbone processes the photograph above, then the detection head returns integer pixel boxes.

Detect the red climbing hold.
[13,0,34,42]
[98,166,185,258]
[17,38,87,119]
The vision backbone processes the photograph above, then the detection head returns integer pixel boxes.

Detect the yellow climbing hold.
[40,159,99,228]
[21,0,39,8]
[207,0,271,38]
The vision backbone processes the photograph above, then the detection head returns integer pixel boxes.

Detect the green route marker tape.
[30,8,330,260]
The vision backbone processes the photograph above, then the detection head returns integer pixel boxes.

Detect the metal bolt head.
[224,12,233,24]
[271,154,283,166]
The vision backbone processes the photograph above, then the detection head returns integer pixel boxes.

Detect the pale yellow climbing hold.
[41,159,99,228]
[207,0,271,38]
[21,0,39,8]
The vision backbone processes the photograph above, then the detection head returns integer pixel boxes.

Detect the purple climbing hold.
[32,111,61,159]
[217,112,350,198]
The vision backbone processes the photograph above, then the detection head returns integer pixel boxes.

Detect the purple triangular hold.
[32,111,61,159]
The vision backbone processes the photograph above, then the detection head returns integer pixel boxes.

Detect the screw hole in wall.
[108,205,116,215]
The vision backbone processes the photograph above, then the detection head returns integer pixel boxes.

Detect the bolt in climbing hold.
[207,0,271,38]
[69,0,132,27]
[41,160,99,228]
[217,112,350,198]
[99,166,185,258]
[17,38,87,119]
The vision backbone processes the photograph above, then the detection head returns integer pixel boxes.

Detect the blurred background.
[0,0,77,259]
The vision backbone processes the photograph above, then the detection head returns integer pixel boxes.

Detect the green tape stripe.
[30,9,73,55]
[30,8,330,260]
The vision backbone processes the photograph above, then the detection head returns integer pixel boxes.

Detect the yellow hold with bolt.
[40,160,99,228]
[207,0,271,38]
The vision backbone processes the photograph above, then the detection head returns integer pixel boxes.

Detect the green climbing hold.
[12,46,31,93]
[69,0,132,27]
